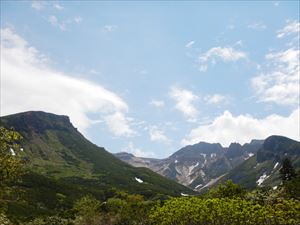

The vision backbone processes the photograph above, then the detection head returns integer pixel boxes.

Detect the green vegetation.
[0,112,192,198]
[280,157,296,181]
[1,112,300,224]
[3,179,298,225]
[0,127,24,185]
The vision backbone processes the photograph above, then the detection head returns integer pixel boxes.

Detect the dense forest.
[1,127,300,225]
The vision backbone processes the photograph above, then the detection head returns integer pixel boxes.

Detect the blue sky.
[1,1,299,158]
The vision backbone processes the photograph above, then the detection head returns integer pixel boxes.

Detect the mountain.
[0,111,193,198]
[218,135,300,189]
[116,140,264,190]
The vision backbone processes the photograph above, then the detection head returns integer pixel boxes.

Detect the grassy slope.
[218,137,300,189]
[0,111,194,221]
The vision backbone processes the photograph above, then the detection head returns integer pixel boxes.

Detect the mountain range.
[1,110,299,198]
[116,135,300,191]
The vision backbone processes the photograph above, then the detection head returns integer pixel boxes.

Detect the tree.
[0,126,24,186]
[208,180,246,199]
[73,195,101,225]
[280,157,296,182]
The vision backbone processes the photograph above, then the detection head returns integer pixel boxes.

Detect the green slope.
[219,136,300,189]
[0,111,193,197]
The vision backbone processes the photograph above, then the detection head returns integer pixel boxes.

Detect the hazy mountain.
[0,111,193,197]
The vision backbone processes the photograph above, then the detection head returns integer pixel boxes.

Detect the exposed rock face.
[115,140,264,190]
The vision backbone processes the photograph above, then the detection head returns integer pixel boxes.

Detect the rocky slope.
[116,139,264,190]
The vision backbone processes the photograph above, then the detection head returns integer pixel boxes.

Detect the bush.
[149,197,300,225]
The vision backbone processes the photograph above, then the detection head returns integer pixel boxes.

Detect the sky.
[1,1,299,158]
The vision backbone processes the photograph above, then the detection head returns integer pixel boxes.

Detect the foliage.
[207,180,246,199]
[0,213,12,225]
[280,158,296,181]
[149,197,300,225]
[280,169,300,200]
[73,195,101,225]
[0,126,23,185]
[104,193,154,225]
[26,216,70,225]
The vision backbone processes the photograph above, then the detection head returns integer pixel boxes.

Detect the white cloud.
[149,100,165,108]
[148,126,171,144]
[74,17,83,24]
[182,108,300,147]
[122,142,155,158]
[48,16,82,31]
[53,3,63,10]
[251,21,299,106]
[248,22,267,30]
[198,46,247,72]
[31,1,45,10]
[104,112,136,137]
[101,25,118,33]
[252,48,299,105]
[277,20,300,38]
[89,69,100,75]
[0,27,132,134]
[204,94,227,104]
[169,86,199,122]
[185,41,195,48]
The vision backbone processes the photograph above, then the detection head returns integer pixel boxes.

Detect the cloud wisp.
[48,15,82,31]
[0,27,133,136]
[31,0,46,11]
[204,94,228,105]
[101,25,118,33]
[248,22,267,30]
[185,41,195,48]
[169,86,199,122]
[148,126,171,145]
[122,142,155,158]
[149,100,165,108]
[252,21,299,106]
[277,20,300,38]
[198,46,247,72]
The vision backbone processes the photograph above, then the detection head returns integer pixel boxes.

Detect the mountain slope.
[116,140,263,190]
[0,111,193,197]
[218,135,300,189]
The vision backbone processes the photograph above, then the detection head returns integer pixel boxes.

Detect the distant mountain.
[218,135,300,190]
[0,111,193,197]
[116,139,264,190]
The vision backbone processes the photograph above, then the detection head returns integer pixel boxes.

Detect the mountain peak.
[0,111,75,133]
[256,135,300,163]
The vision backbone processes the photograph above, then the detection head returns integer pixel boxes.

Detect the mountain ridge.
[0,111,194,197]
[116,138,265,189]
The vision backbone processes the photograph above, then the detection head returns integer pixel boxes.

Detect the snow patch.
[248,153,254,157]
[257,173,269,186]
[181,193,189,197]
[273,162,279,169]
[20,148,24,152]
[200,153,206,158]
[135,177,143,183]
[10,148,16,156]
[210,153,216,158]
[195,184,203,189]
[188,162,200,175]
[175,160,178,163]
[273,186,278,190]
